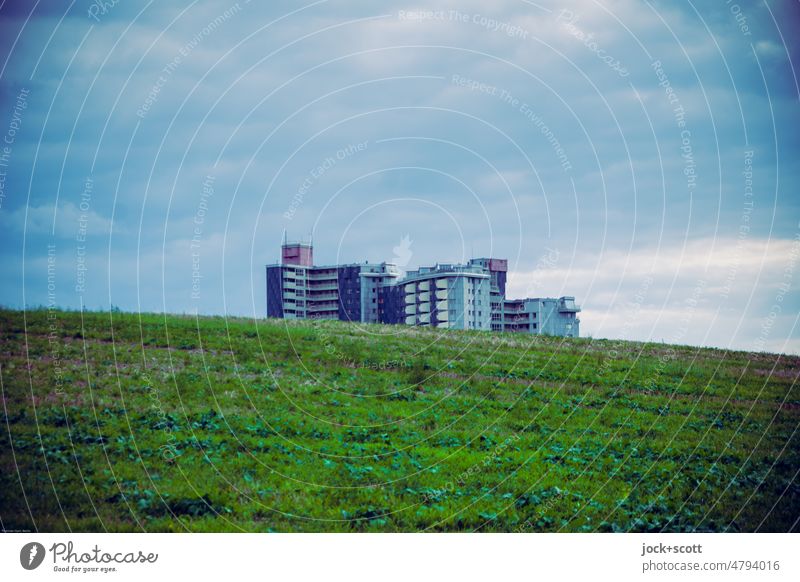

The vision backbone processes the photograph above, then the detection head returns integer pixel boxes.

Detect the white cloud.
[754,39,786,60]
[508,236,800,353]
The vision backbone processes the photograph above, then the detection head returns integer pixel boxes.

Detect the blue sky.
[0,0,798,353]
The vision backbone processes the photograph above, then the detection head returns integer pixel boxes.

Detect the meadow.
[1,308,798,532]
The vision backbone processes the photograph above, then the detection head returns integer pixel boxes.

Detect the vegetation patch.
[1,309,797,532]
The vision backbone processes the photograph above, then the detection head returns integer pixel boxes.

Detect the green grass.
[1,308,798,532]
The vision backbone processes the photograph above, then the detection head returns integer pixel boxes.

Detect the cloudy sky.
[0,0,798,353]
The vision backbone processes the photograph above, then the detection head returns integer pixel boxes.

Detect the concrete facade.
[467,258,508,332]
[266,241,399,322]
[502,296,580,337]
[400,264,491,330]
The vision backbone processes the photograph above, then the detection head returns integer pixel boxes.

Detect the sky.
[0,0,798,354]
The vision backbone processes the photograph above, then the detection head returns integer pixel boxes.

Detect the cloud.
[754,39,787,60]
[507,236,800,353]
[0,203,114,238]
[0,0,797,355]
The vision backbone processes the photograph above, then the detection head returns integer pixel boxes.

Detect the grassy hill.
[1,308,798,532]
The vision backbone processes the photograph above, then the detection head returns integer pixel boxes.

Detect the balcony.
[307,292,338,300]
[307,302,339,313]
[307,270,337,280]
[309,282,338,291]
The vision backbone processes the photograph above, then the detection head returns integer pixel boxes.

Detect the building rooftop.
[404,263,489,280]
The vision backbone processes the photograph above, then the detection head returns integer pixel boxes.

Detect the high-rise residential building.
[467,258,508,331]
[266,241,580,337]
[266,239,400,321]
[502,296,580,337]
[400,263,491,330]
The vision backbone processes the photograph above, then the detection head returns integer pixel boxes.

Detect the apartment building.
[266,240,399,322]
[266,241,580,337]
[466,258,508,331]
[502,296,580,337]
[400,263,491,330]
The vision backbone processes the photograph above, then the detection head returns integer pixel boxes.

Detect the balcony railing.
[307,292,338,300]
[307,302,339,312]
[309,283,338,291]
